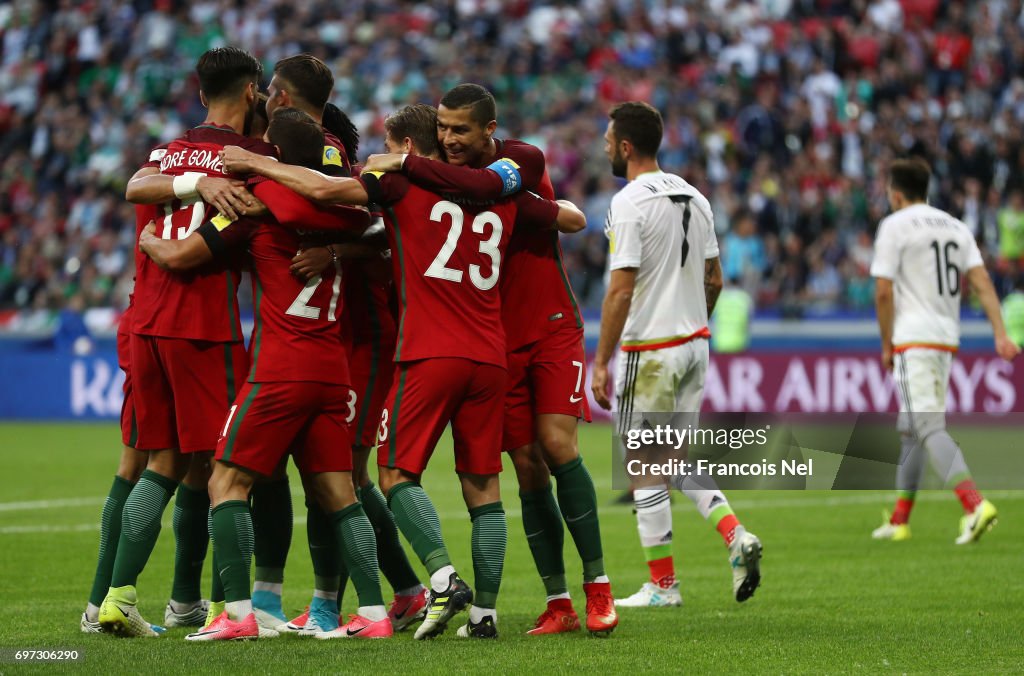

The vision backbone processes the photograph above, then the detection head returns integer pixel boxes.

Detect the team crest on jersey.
[323,146,342,167]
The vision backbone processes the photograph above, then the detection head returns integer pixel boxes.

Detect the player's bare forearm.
[874,277,895,369]
[968,266,1009,337]
[554,200,586,233]
[125,167,162,203]
[138,223,212,272]
[704,257,723,316]
[595,268,637,367]
[127,169,253,221]
[967,266,1021,360]
[874,278,895,347]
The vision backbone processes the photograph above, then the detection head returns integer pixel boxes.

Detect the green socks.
[469,502,506,610]
[331,503,384,608]
[553,456,605,581]
[251,478,292,585]
[306,499,342,608]
[111,469,177,588]
[209,508,225,603]
[388,482,451,575]
[520,486,567,596]
[88,476,135,607]
[170,483,210,604]
[362,482,421,591]
[210,500,253,604]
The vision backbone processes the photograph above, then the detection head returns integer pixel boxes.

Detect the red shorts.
[504,325,592,451]
[117,326,137,448]
[131,334,248,453]
[216,380,353,476]
[377,358,505,476]
[348,339,396,448]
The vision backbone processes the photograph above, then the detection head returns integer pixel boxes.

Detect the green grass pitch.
[1,422,1022,673]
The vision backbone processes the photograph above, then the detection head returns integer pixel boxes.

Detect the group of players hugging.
[80,45,759,643]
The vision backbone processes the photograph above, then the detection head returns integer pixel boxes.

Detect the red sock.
[716,514,740,545]
[954,480,983,513]
[647,556,675,588]
[891,497,915,525]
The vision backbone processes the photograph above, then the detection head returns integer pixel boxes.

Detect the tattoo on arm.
[705,257,723,316]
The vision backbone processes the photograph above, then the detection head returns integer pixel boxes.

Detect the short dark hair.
[439,83,496,127]
[889,157,931,201]
[273,54,334,111]
[323,102,359,164]
[196,47,262,101]
[245,92,269,138]
[385,104,441,157]
[267,107,324,170]
[609,101,663,157]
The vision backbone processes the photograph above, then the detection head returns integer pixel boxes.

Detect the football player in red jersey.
[257,54,426,635]
[361,84,617,636]
[97,47,281,638]
[80,201,168,635]
[221,103,585,640]
[139,108,391,641]
[83,95,273,635]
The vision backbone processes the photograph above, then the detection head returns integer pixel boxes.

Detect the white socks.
[430,565,456,592]
[634,488,673,547]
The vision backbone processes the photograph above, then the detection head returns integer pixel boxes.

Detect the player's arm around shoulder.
[138,222,214,272]
[221,145,369,206]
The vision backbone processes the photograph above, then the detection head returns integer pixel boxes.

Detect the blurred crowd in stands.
[3,0,1024,322]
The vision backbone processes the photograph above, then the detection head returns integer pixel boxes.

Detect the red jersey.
[318,134,397,348]
[361,172,560,368]
[402,139,583,350]
[132,124,276,343]
[200,180,369,384]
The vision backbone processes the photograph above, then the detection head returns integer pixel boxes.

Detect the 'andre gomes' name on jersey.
[160,148,224,175]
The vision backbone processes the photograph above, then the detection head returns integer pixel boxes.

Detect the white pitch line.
[0,497,106,512]
[2,491,1022,535]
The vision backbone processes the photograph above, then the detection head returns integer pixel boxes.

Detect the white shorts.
[614,339,708,434]
[893,348,952,439]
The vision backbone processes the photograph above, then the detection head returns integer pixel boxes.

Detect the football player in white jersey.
[870,157,1018,544]
[591,102,762,608]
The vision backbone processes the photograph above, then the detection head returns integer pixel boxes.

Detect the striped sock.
[210,500,254,604]
[553,457,605,582]
[361,482,421,591]
[332,503,384,608]
[388,482,452,575]
[208,508,224,603]
[470,502,507,610]
[520,486,567,597]
[251,477,292,588]
[111,469,177,588]
[88,476,134,607]
[170,483,210,604]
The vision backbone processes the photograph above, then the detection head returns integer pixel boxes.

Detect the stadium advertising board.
[0,350,1018,420]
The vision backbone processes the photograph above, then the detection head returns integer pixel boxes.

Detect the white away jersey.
[870,203,984,349]
[605,171,719,347]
